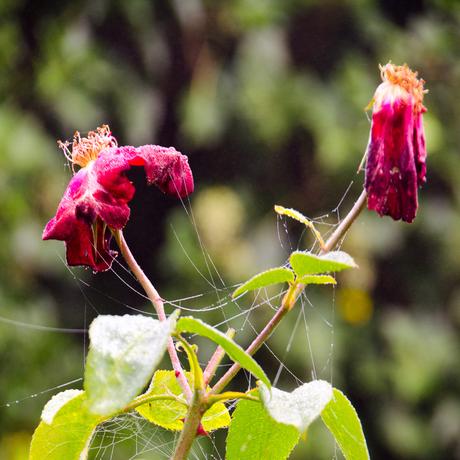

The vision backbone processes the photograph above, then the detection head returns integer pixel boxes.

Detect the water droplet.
[6,404,9,407]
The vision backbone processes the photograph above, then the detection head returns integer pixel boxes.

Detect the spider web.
[2,176,360,460]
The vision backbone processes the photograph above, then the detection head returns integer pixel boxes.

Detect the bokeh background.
[1,0,459,459]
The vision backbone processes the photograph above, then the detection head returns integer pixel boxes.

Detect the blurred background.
[0,0,459,459]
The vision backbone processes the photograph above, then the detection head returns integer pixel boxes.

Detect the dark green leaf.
[233,268,295,298]
[321,388,370,460]
[176,317,271,389]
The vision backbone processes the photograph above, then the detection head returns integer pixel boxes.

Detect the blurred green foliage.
[1,0,460,458]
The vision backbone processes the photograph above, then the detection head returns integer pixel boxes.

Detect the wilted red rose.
[43,126,194,272]
[364,62,427,223]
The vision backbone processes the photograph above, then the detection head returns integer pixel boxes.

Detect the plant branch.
[123,395,186,413]
[171,390,206,460]
[206,391,259,404]
[116,230,193,403]
[210,190,368,395]
[203,328,235,387]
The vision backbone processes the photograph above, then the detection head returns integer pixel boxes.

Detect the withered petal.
[365,85,425,223]
[43,143,194,271]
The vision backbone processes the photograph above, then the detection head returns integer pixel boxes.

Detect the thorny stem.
[321,188,369,254]
[203,328,235,387]
[116,230,193,403]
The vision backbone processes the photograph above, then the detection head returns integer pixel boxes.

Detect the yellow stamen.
[379,61,428,112]
[58,125,117,172]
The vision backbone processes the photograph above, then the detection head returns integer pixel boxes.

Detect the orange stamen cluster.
[379,61,428,111]
[59,125,117,171]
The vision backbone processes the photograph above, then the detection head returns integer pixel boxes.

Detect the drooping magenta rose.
[43,126,194,272]
[364,62,427,223]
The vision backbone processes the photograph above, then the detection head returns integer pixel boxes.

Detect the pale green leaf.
[226,390,299,460]
[297,275,337,285]
[233,268,295,298]
[136,370,230,431]
[41,389,84,425]
[29,392,102,460]
[259,380,333,437]
[85,313,177,416]
[290,251,357,277]
[177,317,270,389]
[201,398,231,431]
[321,388,370,460]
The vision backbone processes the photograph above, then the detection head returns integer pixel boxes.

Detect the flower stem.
[203,328,235,387]
[321,188,369,254]
[116,230,193,402]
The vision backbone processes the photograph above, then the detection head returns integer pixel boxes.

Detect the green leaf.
[297,275,337,285]
[290,251,357,277]
[226,390,299,460]
[259,380,333,437]
[136,370,230,431]
[176,317,271,389]
[85,312,177,416]
[321,388,370,460]
[233,268,295,298]
[29,391,102,460]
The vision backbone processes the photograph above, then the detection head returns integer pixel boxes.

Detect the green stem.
[175,334,205,392]
[123,395,186,413]
[206,391,259,405]
[203,328,235,387]
[115,230,193,402]
[171,390,206,460]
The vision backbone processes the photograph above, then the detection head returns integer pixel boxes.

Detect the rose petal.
[413,110,427,186]
[135,145,194,198]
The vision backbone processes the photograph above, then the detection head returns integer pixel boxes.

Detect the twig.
[116,230,193,403]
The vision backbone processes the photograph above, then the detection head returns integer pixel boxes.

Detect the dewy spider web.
[83,181,352,460]
[3,174,357,460]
